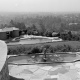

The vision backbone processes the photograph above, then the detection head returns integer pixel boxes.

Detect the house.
[0,29,7,40]
[2,27,19,38]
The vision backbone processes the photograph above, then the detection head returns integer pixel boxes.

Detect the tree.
[39,20,46,36]
[32,24,37,30]
[9,20,26,29]
[9,20,15,26]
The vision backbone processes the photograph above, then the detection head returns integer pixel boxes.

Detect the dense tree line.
[59,31,80,41]
[1,14,80,40]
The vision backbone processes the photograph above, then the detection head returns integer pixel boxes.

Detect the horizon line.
[0,11,80,14]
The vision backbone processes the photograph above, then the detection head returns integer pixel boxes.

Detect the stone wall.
[0,60,10,80]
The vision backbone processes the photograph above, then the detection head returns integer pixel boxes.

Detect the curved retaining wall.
[0,40,9,80]
[0,60,9,80]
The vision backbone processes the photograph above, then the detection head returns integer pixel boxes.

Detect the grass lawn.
[8,41,80,49]
[7,41,80,55]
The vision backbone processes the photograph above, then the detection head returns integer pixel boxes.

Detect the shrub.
[53,44,74,52]
[8,47,19,55]
[8,46,32,55]
[8,44,79,55]
[74,46,80,52]
[31,46,42,54]
[41,45,54,53]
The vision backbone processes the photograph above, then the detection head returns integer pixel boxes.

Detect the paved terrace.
[9,62,80,80]
[8,53,80,80]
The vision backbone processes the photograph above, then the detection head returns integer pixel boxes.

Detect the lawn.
[8,41,80,49]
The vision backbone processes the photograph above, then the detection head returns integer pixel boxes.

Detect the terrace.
[8,52,80,80]
[1,39,80,80]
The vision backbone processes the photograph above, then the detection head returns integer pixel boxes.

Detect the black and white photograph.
[0,0,80,80]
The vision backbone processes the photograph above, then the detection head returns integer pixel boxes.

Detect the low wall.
[0,60,10,80]
[0,40,10,80]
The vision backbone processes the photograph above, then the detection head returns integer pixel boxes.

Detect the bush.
[41,45,54,53]
[8,46,32,55]
[8,44,79,55]
[74,46,80,52]
[53,44,74,52]
[8,47,19,55]
[31,46,42,54]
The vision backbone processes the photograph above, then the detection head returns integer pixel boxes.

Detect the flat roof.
[0,27,19,32]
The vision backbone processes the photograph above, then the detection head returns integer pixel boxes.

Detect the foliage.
[1,13,80,34]
[53,44,74,52]
[41,45,54,53]
[31,46,42,54]
[5,20,26,29]
[8,44,78,55]
[8,46,31,55]
[59,31,80,41]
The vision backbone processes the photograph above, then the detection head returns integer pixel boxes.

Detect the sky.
[0,0,80,13]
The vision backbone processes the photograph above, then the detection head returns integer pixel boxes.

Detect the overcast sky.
[0,0,80,12]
